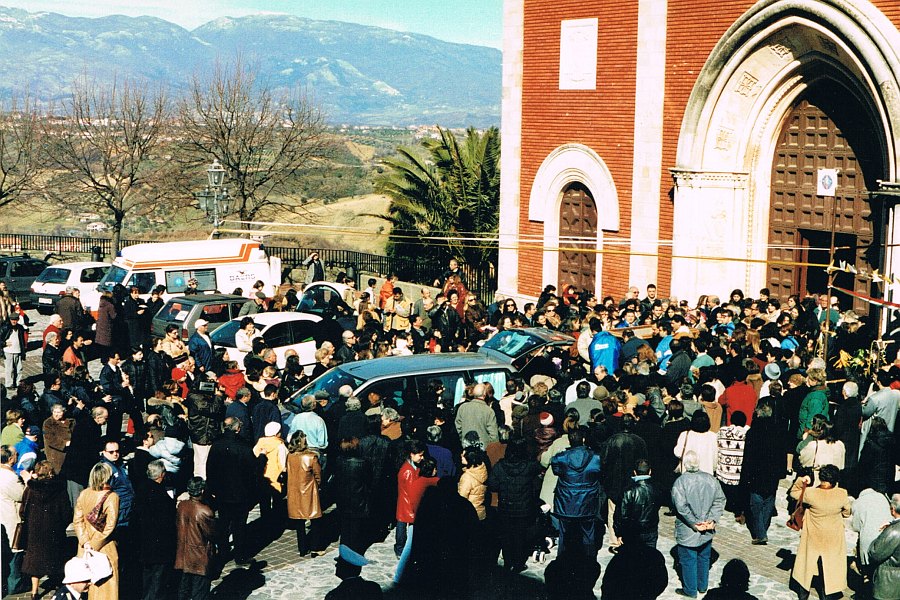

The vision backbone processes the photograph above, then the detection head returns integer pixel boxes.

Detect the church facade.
[498,0,900,314]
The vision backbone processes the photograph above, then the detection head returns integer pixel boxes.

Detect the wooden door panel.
[767,98,876,314]
[558,184,597,294]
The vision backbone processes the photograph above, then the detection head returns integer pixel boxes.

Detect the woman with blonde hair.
[538,413,579,509]
[286,430,324,556]
[73,462,120,600]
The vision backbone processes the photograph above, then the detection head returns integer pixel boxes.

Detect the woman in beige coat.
[790,464,851,599]
[286,430,323,556]
[73,462,120,600]
[458,447,488,520]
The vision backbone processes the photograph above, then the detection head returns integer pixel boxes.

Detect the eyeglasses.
[104,449,120,455]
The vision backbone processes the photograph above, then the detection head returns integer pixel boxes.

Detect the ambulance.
[80,239,282,314]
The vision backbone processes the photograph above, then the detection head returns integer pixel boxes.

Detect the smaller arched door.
[558,183,598,293]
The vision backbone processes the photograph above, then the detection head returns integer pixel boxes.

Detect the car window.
[158,301,189,323]
[165,268,217,294]
[263,322,291,348]
[288,320,317,344]
[472,369,509,402]
[291,366,364,404]
[229,302,244,320]
[80,267,109,283]
[413,373,466,407]
[361,377,409,407]
[11,260,45,277]
[211,320,269,347]
[36,268,71,284]
[126,272,156,294]
[201,303,231,326]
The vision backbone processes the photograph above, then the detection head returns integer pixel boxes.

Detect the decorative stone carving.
[769,42,792,60]
[735,71,760,97]
[714,126,735,151]
[559,18,598,91]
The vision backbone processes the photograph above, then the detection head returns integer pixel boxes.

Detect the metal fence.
[0,232,498,302]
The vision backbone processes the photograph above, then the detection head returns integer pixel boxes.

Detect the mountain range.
[0,6,501,126]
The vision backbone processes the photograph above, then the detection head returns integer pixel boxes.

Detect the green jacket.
[798,388,829,438]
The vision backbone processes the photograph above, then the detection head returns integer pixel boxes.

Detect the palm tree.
[375,126,500,271]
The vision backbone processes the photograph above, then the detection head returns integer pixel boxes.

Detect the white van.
[81,239,282,314]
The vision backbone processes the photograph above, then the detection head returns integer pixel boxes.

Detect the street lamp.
[195,159,231,236]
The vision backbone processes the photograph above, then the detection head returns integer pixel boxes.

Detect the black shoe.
[751,539,768,545]
[674,589,697,598]
[235,557,255,567]
[608,545,620,554]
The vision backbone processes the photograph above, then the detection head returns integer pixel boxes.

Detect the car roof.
[232,312,322,325]
[337,352,510,380]
[163,294,247,305]
[43,261,109,269]
[0,255,47,262]
[306,281,350,294]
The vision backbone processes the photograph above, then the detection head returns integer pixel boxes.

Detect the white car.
[210,311,343,374]
[31,261,110,315]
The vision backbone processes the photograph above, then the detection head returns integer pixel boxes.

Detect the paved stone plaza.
[7,310,861,599]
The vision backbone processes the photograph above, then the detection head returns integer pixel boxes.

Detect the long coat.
[174,498,216,576]
[790,479,852,595]
[95,296,117,348]
[73,488,120,600]
[20,477,70,577]
[286,451,322,520]
[42,416,73,475]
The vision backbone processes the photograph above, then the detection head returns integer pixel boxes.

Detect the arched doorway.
[767,83,883,314]
[558,183,597,292]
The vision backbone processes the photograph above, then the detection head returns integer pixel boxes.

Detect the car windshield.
[479,329,549,360]
[291,367,364,402]
[35,268,71,284]
[210,320,269,347]
[157,301,193,324]
[99,265,128,291]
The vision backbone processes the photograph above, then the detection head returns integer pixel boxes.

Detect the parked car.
[0,255,50,307]
[296,281,357,330]
[289,327,575,408]
[31,261,110,315]
[151,294,249,341]
[210,312,343,373]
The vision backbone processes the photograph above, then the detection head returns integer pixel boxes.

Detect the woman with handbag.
[20,461,70,600]
[73,462,119,600]
[789,464,852,600]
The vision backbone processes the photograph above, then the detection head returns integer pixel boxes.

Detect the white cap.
[194,319,209,328]
[264,422,281,437]
[62,557,93,584]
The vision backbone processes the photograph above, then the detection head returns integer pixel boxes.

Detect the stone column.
[497,0,524,298]
[670,170,750,302]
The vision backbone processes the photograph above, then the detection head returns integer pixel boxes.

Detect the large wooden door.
[767,95,878,314]
[558,183,597,293]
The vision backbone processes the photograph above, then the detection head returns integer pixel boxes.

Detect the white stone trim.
[559,18,599,90]
[498,0,524,299]
[528,143,620,297]
[671,0,900,301]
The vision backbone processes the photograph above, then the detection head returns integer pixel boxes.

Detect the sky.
[2,0,504,48]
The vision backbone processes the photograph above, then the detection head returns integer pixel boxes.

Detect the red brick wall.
[657,0,752,297]
[519,1,638,299]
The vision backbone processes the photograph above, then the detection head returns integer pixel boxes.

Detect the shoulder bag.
[85,490,113,533]
[786,480,807,531]
[676,431,690,473]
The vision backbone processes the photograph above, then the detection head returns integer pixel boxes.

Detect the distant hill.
[0,7,501,126]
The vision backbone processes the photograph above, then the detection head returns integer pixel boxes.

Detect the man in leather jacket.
[613,458,661,547]
[868,493,900,600]
[551,428,603,558]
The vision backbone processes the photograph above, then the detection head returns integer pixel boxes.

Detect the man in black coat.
[206,416,259,565]
[599,414,648,551]
[60,406,107,507]
[739,405,784,545]
[613,458,661,547]
[832,380,863,488]
[135,459,176,599]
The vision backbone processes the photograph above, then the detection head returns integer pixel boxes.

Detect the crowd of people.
[1,262,900,600]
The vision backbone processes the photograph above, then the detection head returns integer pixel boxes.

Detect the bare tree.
[0,96,43,210]
[178,59,334,226]
[44,77,169,255]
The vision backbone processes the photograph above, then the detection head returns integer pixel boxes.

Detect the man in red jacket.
[719,365,758,426]
[395,439,426,557]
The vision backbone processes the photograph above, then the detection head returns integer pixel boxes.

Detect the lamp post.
[195,159,231,237]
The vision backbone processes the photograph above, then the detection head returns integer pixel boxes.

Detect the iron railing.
[0,232,498,302]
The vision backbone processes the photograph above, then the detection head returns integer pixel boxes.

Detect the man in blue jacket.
[551,428,603,558]
[588,318,621,376]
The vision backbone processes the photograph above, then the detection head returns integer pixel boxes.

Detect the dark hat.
[26,425,40,436]
[336,544,370,566]
[8,312,18,320]
[255,291,267,299]
[314,390,330,400]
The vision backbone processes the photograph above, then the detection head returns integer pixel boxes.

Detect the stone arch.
[528,143,619,294]
[670,0,900,302]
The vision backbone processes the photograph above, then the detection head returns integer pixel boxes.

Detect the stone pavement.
[6,309,861,599]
